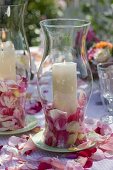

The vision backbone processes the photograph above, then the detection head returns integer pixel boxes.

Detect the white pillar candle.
[0,41,16,80]
[52,62,77,114]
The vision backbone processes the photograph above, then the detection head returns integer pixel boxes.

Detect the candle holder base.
[32,129,95,153]
[0,115,37,135]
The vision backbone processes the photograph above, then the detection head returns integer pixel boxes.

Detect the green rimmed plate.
[0,115,37,135]
[32,129,96,153]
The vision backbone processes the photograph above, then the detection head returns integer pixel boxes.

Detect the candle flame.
[1,30,6,42]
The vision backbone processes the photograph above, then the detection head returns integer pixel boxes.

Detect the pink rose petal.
[99,142,113,151]
[44,129,57,146]
[104,151,113,158]
[96,121,112,136]
[54,115,67,130]
[0,153,13,165]
[51,158,65,170]
[2,145,18,156]
[77,156,88,167]
[38,161,52,170]
[49,109,67,120]
[8,136,26,148]
[21,136,36,155]
[78,90,87,108]
[25,162,38,169]
[66,160,84,170]
[99,135,113,151]
[92,149,105,161]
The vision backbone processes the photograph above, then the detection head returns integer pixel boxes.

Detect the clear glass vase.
[0,4,31,131]
[38,19,93,148]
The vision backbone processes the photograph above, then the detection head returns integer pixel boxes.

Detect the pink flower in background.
[75,27,99,47]
[87,47,97,60]
[86,27,99,43]
[88,41,113,62]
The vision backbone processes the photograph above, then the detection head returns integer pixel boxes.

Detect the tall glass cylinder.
[38,19,93,148]
[0,4,31,131]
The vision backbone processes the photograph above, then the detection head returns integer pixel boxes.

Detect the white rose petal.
[67,133,78,145]
[49,109,67,120]
[66,121,80,133]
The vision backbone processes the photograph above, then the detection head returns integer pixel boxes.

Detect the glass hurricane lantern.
[0,4,31,131]
[38,19,93,148]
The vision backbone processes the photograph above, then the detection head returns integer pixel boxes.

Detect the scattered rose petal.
[0,154,12,165]
[25,162,38,169]
[104,151,113,158]
[38,161,52,170]
[2,145,19,156]
[77,156,88,167]
[21,136,36,155]
[92,149,105,161]
[51,158,65,170]
[84,157,93,168]
[66,160,84,170]
[8,136,26,148]
[95,121,112,136]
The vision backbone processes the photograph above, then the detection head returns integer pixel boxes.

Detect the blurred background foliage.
[67,0,113,43]
[3,0,113,46]
[25,0,66,46]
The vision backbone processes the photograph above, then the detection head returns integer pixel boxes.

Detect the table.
[0,81,113,170]
[35,87,113,170]
[0,48,113,169]
[87,87,113,170]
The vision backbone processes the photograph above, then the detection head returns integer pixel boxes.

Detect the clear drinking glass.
[97,62,113,124]
[37,19,93,148]
[0,4,31,131]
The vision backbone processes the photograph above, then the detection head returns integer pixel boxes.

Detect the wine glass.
[97,62,113,124]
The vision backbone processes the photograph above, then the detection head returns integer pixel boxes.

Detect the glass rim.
[40,18,90,28]
[97,62,113,70]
